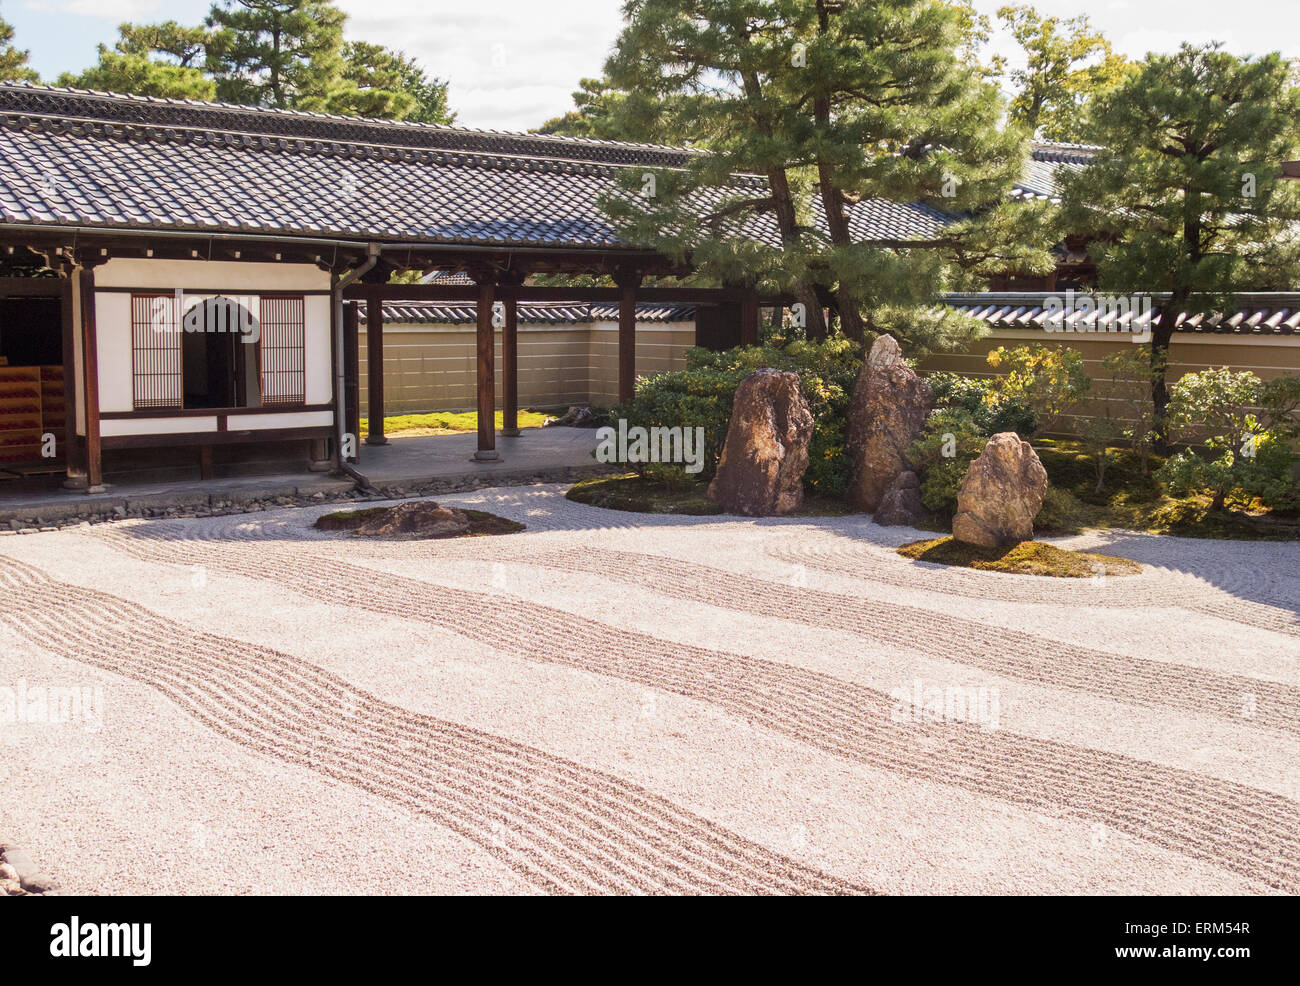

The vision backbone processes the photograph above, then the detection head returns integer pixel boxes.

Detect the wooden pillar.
[77,266,103,493]
[365,291,387,445]
[500,270,524,437]
[740,289,759,346]
[473,272,499,461]
[342,301,361,463]
[615,269,640,403]
[59,271,86,488]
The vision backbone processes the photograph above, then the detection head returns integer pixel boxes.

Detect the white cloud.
[340,0,626,131]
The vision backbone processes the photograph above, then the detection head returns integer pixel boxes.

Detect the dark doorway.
[182,298,259,409]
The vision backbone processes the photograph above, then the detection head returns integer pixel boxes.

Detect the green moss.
[313,506,390,531]
[566,474,723,515]
[359,409,552,436]
[897,537,1142,577]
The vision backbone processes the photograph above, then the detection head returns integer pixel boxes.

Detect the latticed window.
[130,292,307,410]
[130,293,183,408]
[258,295,306,406]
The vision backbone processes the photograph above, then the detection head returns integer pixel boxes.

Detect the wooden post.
[473,271,499,460]
[615,268,640,403]
[78,266,103,493]
[740,289,759,346]
[59,271,86,488]
[343,301,361,463]
[500,270,524,437]
[365,290,387,445]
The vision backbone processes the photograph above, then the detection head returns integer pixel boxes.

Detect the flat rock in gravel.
[353,501,472,539]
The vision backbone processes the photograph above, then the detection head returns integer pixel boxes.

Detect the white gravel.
[0,484,1296,895]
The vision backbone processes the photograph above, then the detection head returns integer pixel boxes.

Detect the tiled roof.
[1010,141,1099,202]
[0,83,955,252]
[419,269,475,285]
[366,300,696,325]
[942,292,1300,335]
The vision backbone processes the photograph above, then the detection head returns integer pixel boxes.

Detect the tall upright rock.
[951,433,1050,547]
[846,334,932,513]
[707,368,813,516]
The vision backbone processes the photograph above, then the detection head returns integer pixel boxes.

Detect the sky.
[3,0,1297,132]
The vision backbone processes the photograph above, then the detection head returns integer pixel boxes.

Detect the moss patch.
[359,409,552,437]
[567,474,723,515]
[566,474,856,517]
[897,537,1141,578]
[314,505,525,537]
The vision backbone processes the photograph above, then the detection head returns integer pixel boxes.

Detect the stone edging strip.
[0,464,612,532]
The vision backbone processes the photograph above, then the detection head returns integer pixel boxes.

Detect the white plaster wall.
[101,417,219,437]
[238,411,333,430]
[91,258,335,428]
[95,258,331,292]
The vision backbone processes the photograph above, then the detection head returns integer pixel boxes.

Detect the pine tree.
[0,9,37,83]
[602,0,1050,346]
[205,0,346,111]
[58,49,217,100]
[331,42,455,123]
[1059,42,1300,439]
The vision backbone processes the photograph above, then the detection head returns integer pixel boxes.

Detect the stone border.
[0,464,614,532]
[0,843,57,895]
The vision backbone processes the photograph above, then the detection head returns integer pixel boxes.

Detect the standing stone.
[847,334,932,513]
[707,369,813,516]
[873,470,925,527]
[951,433,1050,548]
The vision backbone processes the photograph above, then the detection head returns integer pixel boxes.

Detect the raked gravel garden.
[1,482,1297,895]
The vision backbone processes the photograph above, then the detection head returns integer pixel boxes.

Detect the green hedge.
[607,338,862,495]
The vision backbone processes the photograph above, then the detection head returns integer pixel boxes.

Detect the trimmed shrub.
[927,371,1038,437]
[1034,486,1086,532]
[607,338,861,495]
[1157,368,1300,511]
[985,344,1090,435]
[909,407,987,515]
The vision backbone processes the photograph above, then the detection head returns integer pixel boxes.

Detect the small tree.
[1158,368,1300,511]
[1059,44,1300,444]
[985,344,1090,437]
[1097,348,1159,474]
[996,3,1132,142]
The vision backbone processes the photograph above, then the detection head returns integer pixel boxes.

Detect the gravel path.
[1,484,1296,894]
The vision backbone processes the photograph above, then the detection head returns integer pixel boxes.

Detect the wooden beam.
[472,273,499,460]
[343,301,361,463]
[78,266,104,493]
[615,269,641,403]
[364,291,387,445]
[342,283,796,306]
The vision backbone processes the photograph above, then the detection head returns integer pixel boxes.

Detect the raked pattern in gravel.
[2,484,1297,894]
